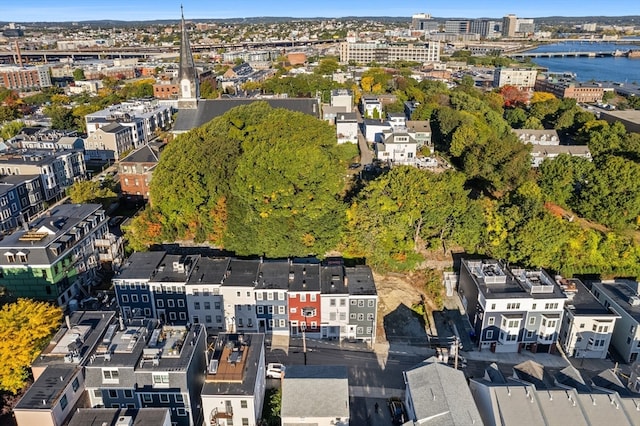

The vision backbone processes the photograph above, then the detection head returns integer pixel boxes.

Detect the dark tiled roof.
[173,98,320,132]
[120,143,162,164]
[117,252,167,280]
[68,408,170,426]
[222,259,259,287]
[346,265,376,296]
[187,257,230,285]
[100,122,127,133]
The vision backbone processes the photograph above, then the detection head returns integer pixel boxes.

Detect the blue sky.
[4,1,639,22]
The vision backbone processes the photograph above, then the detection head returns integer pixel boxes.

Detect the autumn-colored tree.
[499,85,529,108]
[0,299,62,393]
[50,94,71,105]
[530,91,556,104]
[123,208,167,252]
[360,76,374,93]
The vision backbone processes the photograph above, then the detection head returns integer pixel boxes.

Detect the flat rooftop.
[15,365,78,410]
[320,265,348,295]
[149,254,199,283]
[595,280,640,322]
[346,265,377,296]
[187,256,230,285]
[202,333,264,396]
[117,251,166,280]
[255,261,290,290]
[563,278,617,317]
[67,408,170,426]
[464,259,566,300]
[288,262,321,292]
[34,311,116,368]
[222,259,259,287]
[89,319,203,371]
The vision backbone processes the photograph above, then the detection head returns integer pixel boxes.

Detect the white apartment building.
[375,129,418,166]
[320,265,350,340]
[493,67,538,88]
[340,41,440,64]
[591,280,640,363]
[559,278,619,359]
[219,259,260,333]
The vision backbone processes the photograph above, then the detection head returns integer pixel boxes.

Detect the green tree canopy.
[145,102,346,257]
[68,180,117,208]
[344,167,484,270]
[577,155,640,230]
[44,105,75,130]
[0,299,62,394]
[314,57,341,75]
[73,68,86,81]
[0,120,24,140]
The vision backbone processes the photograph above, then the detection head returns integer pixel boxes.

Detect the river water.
[527,41,640,83]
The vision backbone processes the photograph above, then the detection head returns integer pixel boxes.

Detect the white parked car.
[266,363,285,379]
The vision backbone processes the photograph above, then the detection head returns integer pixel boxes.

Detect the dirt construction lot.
[374,271,430,345]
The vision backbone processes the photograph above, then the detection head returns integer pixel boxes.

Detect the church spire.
[178,5,199,109]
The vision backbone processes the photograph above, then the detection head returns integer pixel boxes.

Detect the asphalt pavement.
[265,336,427,424]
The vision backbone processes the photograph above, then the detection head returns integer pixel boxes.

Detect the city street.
[265,338,427,424]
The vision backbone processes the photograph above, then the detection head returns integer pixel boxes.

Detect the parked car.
[348,162,361,169]
[266,363,285,378]
[388,397,406,425]
[109,216,124,227]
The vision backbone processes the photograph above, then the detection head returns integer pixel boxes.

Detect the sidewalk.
[463,349,570,368]
[349,386,404,398]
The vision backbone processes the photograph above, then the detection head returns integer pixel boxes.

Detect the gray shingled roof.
[281,365,349,419]
[405,358,483,425]
[120,143,162,164]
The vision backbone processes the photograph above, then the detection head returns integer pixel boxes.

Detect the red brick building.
[118,142,164,202]
[0,65,52,91]
[287,263,322,338]
[534,75,604,103]
[153,82,180,99]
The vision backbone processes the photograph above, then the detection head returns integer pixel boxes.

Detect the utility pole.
[453,336,459,370]
[302,325,307,365]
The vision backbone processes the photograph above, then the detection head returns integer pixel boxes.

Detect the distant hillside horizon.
[1,15,639,27]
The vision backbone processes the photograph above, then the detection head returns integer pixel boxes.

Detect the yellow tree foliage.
[0,299,62,393]
[361,76,374,92]
[530,91,556,104]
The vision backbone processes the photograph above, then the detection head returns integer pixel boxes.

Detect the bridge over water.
[509,50,629,59]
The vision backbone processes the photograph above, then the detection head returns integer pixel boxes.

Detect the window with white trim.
[102,368,119,384]
[152,373,170,387]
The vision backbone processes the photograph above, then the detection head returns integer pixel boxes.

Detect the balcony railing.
[210,406,233,426]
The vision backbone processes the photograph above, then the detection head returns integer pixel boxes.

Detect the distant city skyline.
[3,0,639,22]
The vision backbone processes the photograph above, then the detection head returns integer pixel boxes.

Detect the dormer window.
[4,251,15,263]
[16,251,28,263]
